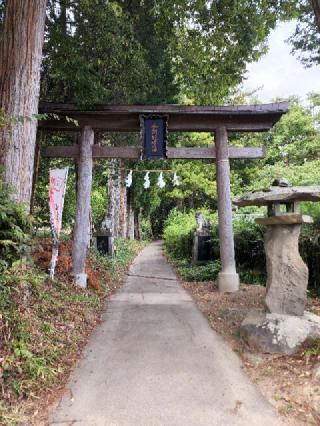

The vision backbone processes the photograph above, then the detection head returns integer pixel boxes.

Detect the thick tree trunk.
[107,160,121,238]
[312,0,320,32]
[127,188,135,240]
[119,161,127,238]
[0,0,47,208]
[134,208,142,240]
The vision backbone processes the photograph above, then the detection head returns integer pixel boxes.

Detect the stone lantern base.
[240,309,320,355]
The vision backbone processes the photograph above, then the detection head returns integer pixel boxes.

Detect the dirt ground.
[182,281,320,425]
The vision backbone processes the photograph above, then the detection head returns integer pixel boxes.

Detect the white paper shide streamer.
[173,172,180,186]
[48,168,69,279]
[144,172,150,189]
[157,172,166,188]
[125,170,133,187]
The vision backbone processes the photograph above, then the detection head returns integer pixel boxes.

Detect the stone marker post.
[72,126,94,288]
[214,127,239,292]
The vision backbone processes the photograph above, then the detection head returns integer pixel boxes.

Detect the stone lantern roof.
[234,185,320,226]
[234,186,320,207]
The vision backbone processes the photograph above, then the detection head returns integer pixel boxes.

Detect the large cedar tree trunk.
[0,0,47,208]
[107,160,121,237]
[118,162,127,238]
[127,188,135,240]
[312,0,320,32]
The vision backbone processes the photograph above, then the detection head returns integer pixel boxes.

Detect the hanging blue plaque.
[141,115,167,159]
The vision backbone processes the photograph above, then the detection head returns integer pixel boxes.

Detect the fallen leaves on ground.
[182,281,320,425]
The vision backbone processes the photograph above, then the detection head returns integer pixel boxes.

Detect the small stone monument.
[93,216,115,256]
[192,212,213,264]
[234,181,320,354]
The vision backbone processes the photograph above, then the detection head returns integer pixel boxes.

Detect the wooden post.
[214,127,239,292]
[72,126,94,288]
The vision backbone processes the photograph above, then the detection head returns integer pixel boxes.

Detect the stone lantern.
[233,181,320,354]
[93,215,115,256]
[192,212,213,264]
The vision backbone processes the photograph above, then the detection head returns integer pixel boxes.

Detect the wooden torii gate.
[39,102,289,292]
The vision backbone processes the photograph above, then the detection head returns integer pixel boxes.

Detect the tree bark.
[312,0,320,32]
[127,188,135,240]
[118,161,127,238]
[107,159,122,237]
[134,207,142,240]
[0,0,47,209]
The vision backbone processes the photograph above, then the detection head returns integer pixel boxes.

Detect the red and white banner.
[48,168,68,278]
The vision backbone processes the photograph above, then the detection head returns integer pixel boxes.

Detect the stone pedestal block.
[264,224,308,316]
[240,309,320,355]
[192,231,212,264]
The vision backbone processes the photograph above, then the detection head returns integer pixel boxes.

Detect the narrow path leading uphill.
[49,241,283,426]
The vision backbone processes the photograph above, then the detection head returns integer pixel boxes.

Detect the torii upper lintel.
[38,101,289,132]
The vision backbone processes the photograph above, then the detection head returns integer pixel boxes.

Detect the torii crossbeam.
[39,101,289,291]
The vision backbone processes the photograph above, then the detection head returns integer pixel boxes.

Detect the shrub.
[163,209,196,259]
[299,220,320,293]
[0,180,33,271]
[175,259,221,281]
[140,217,153,240]
[164,207,320,289]
[233,219,265,271]
[163,210,266,283]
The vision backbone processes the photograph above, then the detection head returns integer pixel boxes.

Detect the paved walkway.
[50,241,283,426]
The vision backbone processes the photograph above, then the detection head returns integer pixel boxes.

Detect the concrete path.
[50,241,283,426]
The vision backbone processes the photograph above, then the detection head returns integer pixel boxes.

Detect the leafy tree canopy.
[42,0,297,106]
[289,0,320,67]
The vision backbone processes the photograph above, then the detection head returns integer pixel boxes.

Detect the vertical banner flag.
[48,168,69,279]
[142,115,167,159]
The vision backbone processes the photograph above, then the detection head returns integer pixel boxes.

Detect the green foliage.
[43,0,150,105]
[265,104,320,165]
[172,0,287,103]
[299,219,320,293]
[303,339,320,358]
[175,259,221,282]
[89,237,147,280]
[42,0,293,107]
[233,218,265,271]
[0,402,22,426]
[288,0,320,66]
[140,217,153,240]
[163,209,197,259]
[0,180,33,271]
[164,209,266,283]
[230,98,320,200]
[0,267,61,403]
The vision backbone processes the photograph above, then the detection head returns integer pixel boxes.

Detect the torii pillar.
[72,126,94,288]
[215,127,239,292]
